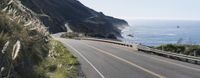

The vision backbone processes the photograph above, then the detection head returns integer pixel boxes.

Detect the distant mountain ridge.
[20,0,129,39]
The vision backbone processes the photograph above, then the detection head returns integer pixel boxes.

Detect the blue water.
[122,19,200,46]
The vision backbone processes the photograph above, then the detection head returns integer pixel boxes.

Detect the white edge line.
[110,43,200,72]
[64,42,105,78]
[146,54,200,72]
[82,42,165,78]
[96,41,200,72]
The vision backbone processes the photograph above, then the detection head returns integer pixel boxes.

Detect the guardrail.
[82,37,200,65]
[137,45,200,65]
[82,38,134,47]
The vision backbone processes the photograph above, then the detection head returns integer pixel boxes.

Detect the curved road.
[55,37,200,78]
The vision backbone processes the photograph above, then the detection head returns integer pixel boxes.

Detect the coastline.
[120,19,200,46]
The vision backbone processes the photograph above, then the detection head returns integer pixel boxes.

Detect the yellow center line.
[63,40,105,78]
[104,42,200,72]
[81,42,165,78]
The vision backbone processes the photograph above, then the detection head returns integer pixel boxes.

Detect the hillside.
[0,0,128,77]
[20,0,129,38]
[0,0,81,78]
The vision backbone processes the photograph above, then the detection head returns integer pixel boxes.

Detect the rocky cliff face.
[20,0,129,38]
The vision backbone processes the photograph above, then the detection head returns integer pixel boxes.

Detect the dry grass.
[34,40,79,78]
[0,13,49,78]
[0,13,80,78]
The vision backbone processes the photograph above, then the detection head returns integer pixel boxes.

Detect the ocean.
[121,19,200,46]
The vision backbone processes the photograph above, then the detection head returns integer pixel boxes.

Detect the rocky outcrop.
[20,0,129,38]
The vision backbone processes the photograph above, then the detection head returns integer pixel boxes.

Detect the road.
[55,37,200,78]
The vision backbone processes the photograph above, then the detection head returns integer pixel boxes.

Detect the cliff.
[20,0,129,38]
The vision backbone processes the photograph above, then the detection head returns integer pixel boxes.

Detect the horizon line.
[116,17,200,21]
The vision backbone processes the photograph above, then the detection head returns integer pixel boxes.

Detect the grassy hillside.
[0,13,80,78]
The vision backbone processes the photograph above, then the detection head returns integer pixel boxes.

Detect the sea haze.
[122,19,200,46]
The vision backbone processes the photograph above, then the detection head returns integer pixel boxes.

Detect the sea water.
[122,19,200,46]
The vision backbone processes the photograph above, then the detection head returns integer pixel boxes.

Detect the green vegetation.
[61,32,83,39]
[35,40,79,78]
[0,12,49,78]
[156,44,200,57]
[0,12,80,78]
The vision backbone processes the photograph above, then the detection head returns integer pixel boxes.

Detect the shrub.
[0,13,49,78]
[61,32,80,39]
[156,44,200,56]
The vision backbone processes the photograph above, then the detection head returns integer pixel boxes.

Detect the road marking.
[142,54,200,72]
[82,42,165,78]
[106,43,200,72]
[64,42,105,78]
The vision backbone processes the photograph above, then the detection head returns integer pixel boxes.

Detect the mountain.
[20,0,129,39]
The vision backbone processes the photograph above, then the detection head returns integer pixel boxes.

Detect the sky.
[79,0,200,20]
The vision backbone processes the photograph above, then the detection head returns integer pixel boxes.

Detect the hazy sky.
[79,0,200,20]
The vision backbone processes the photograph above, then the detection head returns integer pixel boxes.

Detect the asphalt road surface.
[55,38,200,78]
